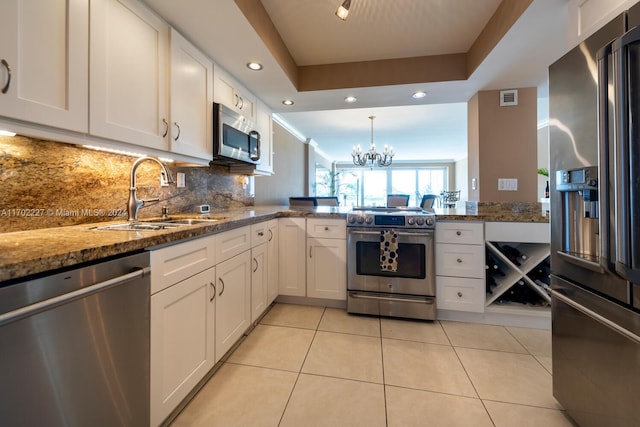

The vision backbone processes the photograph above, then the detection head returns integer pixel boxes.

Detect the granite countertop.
[0,206,347,283]
[0,204,547,283]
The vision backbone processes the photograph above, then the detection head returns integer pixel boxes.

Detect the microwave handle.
[249,130,261,161]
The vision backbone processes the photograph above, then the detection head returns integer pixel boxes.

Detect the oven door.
[347,227,435,296]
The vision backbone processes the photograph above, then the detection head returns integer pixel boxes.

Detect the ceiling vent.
[500,89,518,106]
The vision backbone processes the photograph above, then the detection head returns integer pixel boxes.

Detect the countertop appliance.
[549,6,640,426]
[0,252,151,427]
[211,102,261,166]
[347,207,436,320]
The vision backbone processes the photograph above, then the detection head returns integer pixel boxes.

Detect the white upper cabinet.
[213,64,256,122]
[0,0,88,132]
[254,100,273,175]
[169,29,213,161]
[90,0,170,150]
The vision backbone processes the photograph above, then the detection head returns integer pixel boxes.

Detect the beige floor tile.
[386,385,493,427]
[535,355,553,374]
[318,307,381,337]
[456,347,561,409]
[302,331,383,383]
[382,338,477,397]
[507,326,552,357]
[171,363,297,427]
[280,374,386,427]
[227,324,315,372]
[441,321,528,353]
[381,318,450,345]
[259,303,325,329]
[484,400,576,427]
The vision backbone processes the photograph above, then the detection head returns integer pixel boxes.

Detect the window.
[335,166,449,207]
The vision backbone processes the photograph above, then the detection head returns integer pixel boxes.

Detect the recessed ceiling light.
[0,129,16,136]
[344,96,357,103]
[282,100,294,106]
[247,62,263,71]
[412,91,427,99]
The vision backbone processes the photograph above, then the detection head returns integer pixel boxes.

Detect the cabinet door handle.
[456,258,463,263]
[457,292,463,298]
[253,258,258,272]
[162,118,169,138]
[456,231,462,236]
[309,246,312,258]
[173,122,181,141]
[1,59,11,94]
[234,93,240,107]
[209,282,216,302]
[218,278,225,296]
[239,96,244,109]
[268,229,273,242]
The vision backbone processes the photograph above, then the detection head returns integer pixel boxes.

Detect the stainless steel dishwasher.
[0,251,151,427]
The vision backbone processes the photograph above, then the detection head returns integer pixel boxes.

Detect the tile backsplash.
[0,135,253,232]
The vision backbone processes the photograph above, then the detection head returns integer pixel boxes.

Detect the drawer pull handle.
[173,122,181,141]
[456,231,462,236]
[258,231,264,237]
[456,258,463,263]
[324,227,329,231]
[161,118,168,138]
[209,282,216,302]
[1,59,11,94]
[457,292,463,298]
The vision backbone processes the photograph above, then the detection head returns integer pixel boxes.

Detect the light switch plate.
[498,178,518,191]
[176,172,186,188]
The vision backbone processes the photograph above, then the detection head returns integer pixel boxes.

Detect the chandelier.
[351,115,394,167]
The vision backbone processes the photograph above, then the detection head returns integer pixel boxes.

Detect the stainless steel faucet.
[128,156,175,221]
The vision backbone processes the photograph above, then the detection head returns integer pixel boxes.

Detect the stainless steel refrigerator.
[549,6,640,427]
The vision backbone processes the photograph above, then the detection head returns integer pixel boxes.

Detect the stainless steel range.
[347,207,436,320]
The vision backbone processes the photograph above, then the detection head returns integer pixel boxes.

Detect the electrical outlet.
[177,172,186,188]
[498,178,518,191]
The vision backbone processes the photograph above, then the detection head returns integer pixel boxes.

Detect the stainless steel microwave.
[212,102,261,165]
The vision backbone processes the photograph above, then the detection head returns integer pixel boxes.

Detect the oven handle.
[348,292,435,304]
[348,230,434,237]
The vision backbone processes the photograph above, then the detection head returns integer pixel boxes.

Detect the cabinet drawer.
[436,276,485,313]
[306,218,346,239]
[251,222,269,247]
[436,222,484,245]
[216,226,251,263]
[436,243,485,278]
[151,235,216,294]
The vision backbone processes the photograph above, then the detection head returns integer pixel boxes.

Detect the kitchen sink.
[164,218,222,225]
[91,222,182,231]
[90,217,224,231]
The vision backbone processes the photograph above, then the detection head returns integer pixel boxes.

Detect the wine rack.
[485,242,551,306]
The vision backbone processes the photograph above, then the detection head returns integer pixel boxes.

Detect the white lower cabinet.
[306,219,347,300]
[251,242,269,322]
[214,250,251,362]
[150,266,215,427]
[278,218,347,300]
[278,218,307,296]
[267,220,279,304]
[435,221,485,313]
[307,237,347,299]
